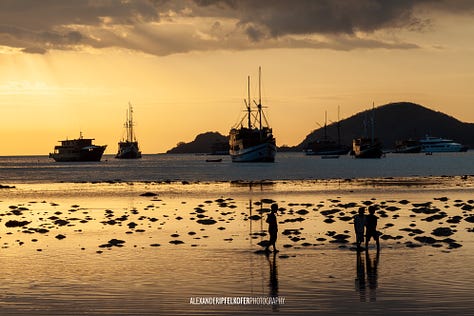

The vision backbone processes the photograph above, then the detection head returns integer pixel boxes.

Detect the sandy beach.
[0,176,473,315]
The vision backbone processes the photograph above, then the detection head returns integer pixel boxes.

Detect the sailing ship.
[229,67,276,162]
[352,104,383,158]
[116,103,142,159]
[304,109,350,156]
[49,132,106,162]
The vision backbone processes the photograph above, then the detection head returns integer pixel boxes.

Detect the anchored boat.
[49,132,106,162]
[116,103,142,159]
[352,103,383,158]
[229,67,276,162]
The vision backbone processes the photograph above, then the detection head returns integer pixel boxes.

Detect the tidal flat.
[0,177,473,315]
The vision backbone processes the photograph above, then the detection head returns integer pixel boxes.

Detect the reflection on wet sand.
[266,251,279,312]
[355,250,379,302]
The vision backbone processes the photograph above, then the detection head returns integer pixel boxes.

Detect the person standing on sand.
[365,205,380,251]
[353,207,366,251]
[265,203,279,252]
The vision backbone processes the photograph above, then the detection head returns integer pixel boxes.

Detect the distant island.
[165,102,474,154]
[167,132,229,154]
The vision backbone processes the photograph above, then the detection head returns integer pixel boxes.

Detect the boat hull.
[230,142,276,162]
[116,141,142,159]
[394,145,422,153]
[421,144,468,153]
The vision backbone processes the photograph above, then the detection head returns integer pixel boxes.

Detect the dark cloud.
[0,0,472,55]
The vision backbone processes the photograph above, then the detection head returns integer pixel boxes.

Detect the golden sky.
[0,0,473,155]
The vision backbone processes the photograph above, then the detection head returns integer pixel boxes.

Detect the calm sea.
[0,151,473,183]
[0,152,473,315]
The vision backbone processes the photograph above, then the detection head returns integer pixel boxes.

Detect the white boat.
[419,136,468,153]
[229,67,276,162]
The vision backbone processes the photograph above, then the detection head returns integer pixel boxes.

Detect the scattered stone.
[55,234,66,240]
[5,220,30,227]
[414,236,438,244]
[197,219,217,225]
[296,209,309,215]
[432,227,454,237]
[169,240,184,245]
[448,242,462,249]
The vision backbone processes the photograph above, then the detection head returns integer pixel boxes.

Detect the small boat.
[205,158,223,162]
[419,135,468,153]
[49,132,106,162]
[229,67,276,162]
[321,155,340,159]
[352,103,383,159]
[116,102,142,159]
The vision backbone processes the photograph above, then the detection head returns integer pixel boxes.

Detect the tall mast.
[247,76,251,129]
[323,110,327,140]
[371,102,375,144]
[258,66,262,130]
[126,102,135,142]
[337,105,341,145]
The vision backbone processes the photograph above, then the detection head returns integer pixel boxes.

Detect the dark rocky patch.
[282,229,301,236]
[169,240,184,245]
[447,216,463,224]
[140,192,158,197]
[422,213,447,222]
[55,234,66,240]
[338,216,352,221]
[296,209,309,215]
[414,236,438,244]
[197,219,217,225]
[432,227,454,237]
[5,220,30,227]
[320,209,340,216]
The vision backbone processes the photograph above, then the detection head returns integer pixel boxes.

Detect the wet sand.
[0,176,473,315]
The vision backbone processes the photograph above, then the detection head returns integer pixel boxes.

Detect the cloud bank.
[0,0,472,55]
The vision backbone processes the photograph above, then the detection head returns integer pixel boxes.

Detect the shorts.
[366,230,379,241]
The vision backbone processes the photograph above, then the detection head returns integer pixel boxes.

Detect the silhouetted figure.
[355,251,367,302]
[353,207,366,251]
[365,205,380,251]
[265,203,279,252]
[366,249,380,302]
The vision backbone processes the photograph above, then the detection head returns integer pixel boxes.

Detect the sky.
[0,0,473,155]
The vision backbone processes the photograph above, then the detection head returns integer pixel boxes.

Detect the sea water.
[0,152,473,315]
[0,151,473,183]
